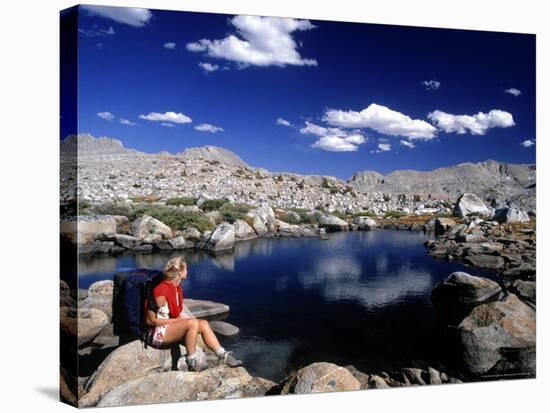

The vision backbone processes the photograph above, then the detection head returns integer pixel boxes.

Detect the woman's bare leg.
[162,318,200,354]
[197,319,222,351]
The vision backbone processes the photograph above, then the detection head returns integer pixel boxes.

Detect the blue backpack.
[112,268,164,339]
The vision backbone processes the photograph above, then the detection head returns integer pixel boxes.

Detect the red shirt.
[150,280,184,318]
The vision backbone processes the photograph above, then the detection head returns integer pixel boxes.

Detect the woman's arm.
[145,296,180,326]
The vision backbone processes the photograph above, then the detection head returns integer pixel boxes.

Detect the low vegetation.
[165,197,197,206]
[218,203,253,223]
[200,198,228,212]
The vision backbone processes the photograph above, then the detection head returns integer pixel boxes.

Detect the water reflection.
[77,229,498,382]
[298,255,433,310]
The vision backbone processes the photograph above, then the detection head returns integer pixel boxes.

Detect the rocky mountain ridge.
[60,134,535,212]
[349,160,535,210]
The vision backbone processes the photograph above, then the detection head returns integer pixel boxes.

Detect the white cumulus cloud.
[276,118,291,127]
[78,26,115,37]
[300,121,366,152]
[428,109,515,135]
[194,123,224,133]
[139,111,192,124]
[400,140,416,149]
[378,143,391,151]
[323,103,437,140]
[186,15,317,68]
[119,118,136,126]
[163,42,176,49]
[520,139,535,148]
[97,111,115,121]
[81,5,153,28]
[312,136,365,152]
[161,122,175,128]
[504,88,522,97]
[198,62,219,72]
[422,80,440,90]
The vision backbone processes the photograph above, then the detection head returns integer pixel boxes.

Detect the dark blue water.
[76,230,498,382]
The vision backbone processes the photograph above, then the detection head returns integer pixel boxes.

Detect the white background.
[0,0,548,411]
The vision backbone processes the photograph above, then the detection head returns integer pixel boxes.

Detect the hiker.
[144,256,242,372]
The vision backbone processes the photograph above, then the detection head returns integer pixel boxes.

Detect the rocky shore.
[61,188,535,405]
[61,280,467,407]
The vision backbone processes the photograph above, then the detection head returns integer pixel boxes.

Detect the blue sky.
[66,5,536,179]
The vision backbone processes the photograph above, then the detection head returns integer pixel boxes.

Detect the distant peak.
[179,145,249,167]
[60,133,136,156]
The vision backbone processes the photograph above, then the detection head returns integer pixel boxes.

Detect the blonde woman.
[144,257,242,371]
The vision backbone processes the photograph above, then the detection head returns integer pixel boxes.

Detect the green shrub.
[276,211,301,225]
[331,210,350,221]
[351,211,376,218]
[384,211,406,219]
[166,197,197,206]
[200,198,228,212]
[130,205,214,232]
[289,208,319,225]
[219,203,253,223]
[92,202,133,217]
[129,194,161,203]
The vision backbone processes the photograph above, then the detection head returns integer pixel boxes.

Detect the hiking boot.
[218,351,243,367]
[187,354,208,372]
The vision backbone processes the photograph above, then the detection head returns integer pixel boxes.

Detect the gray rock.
[319,214,349,232]
[97,367,275,407]
[402,368,427,385]
[502,262,536,278]
[344,365,370,389]
[458,294,536,376]
[154,240,174,251]
[60,306,108,347]
[276,219,302,237]
[185,299,230,318]
[464,254,505,270]
[233,219,257,240]
[169,236,187,250]
[60,280,76,308]
[465,242,504,255]
[455,233,487,243]
[60,215,118,246]
[435,217,457,236]
[494,207,530,224]
[453,193,491,217]
[246,213,268,236]
[245,206,276,235]
[428,367,442,385]
[132,244,153,253]
[111,234,141,249]
[90,240,114,254]
[80,280,114,320]
[209,320,240,336]
[281,362,361,394]
[80,340,189,407]
[204,222,235,252]
[131,215,173,242]
[112,215,130,233]
[368,375,390,389]
[181,227,201,241]
[432,272,502,304]
[352,216,377,231]
[512,280,536,304]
